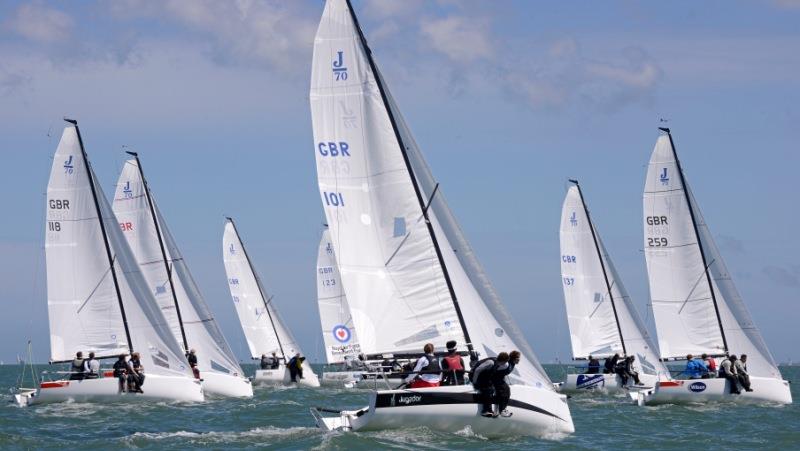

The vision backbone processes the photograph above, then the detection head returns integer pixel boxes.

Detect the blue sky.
[0,0,798,364]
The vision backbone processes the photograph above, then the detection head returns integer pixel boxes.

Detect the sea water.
[1,364,797,449]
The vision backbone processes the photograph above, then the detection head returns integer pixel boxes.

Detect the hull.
[320,370,404,389]
[320,370,364,388]
[254,366,320,388]
[201,372,254,398]
[559,373,658,394]
[29,373,204,405]
[312,384,574,438]
[633,376,792,405]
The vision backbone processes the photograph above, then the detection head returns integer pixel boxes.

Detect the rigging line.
[77,257,115,314]
[678,258,716,314]
[587,280,616,320]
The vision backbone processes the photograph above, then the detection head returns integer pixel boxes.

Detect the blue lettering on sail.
[123,181,133,198]
[660,168,669,186]
[332,51,348,81]
[325,242,333,255]
[318,142,350,157]
[64,155,74,174]
[569,212,578,227]
[229,243,236,255]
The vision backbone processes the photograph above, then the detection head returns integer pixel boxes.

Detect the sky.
[0,0,798,365]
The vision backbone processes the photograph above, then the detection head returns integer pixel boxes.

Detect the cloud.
[0,65,32,97]
[4,2,74,44]
[420,16,493,63]
[106,0,316,72]
[500,39,662,111]
[762,265,800,287]
[771,0,800,9]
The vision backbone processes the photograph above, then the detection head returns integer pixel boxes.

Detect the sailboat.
[111,155,253,398]
[633,128,792,405]
[23,120,203,405]
[316,228,368,387]
[309,0,573,437]
[222,218,320,387]
[558,180,669,393]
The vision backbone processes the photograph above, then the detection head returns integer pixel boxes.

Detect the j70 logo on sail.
[123,181,133,198]
[63,156,74,174]
[570,212,578,226]
[660,168,669,186]
[333,51,348,81]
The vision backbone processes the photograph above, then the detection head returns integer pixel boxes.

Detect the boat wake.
[123,426,319,446]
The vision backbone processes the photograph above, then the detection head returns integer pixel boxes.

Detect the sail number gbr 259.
[646,215,669,247]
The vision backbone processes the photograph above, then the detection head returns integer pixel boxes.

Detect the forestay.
[644,132,780,378]
[112,159,243,378]
[222,220,305,360]
[561,184,666,376]
[46,126,192,379]
[317,229,361,363]
[311,0,551,388]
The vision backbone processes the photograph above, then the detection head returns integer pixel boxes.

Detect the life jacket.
[421,354,441,373]
[113,359,127,377]
[71,358,85,373]
[443,354,464,371]
[471,357,497,387]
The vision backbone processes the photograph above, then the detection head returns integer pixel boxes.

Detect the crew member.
[288,353,305,382]
[127,352,145,393]
[187,349,200,379]
[603,354,619,374]
[719,355,741,395]
[492,351,520,418]
[70,351,86,380]
[440,340,465,386]
[404,343,441,388]
[587,355,600,374]
[683,354,707,379]
[701,353,717,378]
[471,354,500,417]
[734,354,753,392]
[84,352,100,379]
[113,354,128,392]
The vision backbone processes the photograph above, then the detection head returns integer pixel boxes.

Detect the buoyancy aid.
[421,354,441,373]
[71,358,85,373]
[443,354,464,371]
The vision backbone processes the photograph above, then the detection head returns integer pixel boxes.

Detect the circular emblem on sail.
[333,325,351,343]
[495,328,504,337]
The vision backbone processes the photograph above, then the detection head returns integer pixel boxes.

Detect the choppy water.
[1,364,798,449]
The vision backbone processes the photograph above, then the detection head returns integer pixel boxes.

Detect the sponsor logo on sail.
[570,212,577,226]
[660,167,669,186]
[229,243,236,255]
[495,328,505,337]
[689,382,707,392]
[123,181,132,198]
[64,155,74,174]
[332,325,351,343]
[332,51,348,80]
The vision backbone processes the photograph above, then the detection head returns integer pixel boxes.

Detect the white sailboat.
[222,218,320,387]
[316,228,368,387]
[309,0,573,437]
[634,128,791,405]
[23,120,203,406]
[558,180,669,393]
[111,155,253,398]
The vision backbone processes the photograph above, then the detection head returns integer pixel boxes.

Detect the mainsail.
[560,182,666,376]
[112,157,244,378]
[45,124,191,379]
[317,228,361,363]
[311,0,551,388]
[222,219,306,362]
[643,129,780,378]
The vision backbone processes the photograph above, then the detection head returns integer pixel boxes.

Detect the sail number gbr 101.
[322,191,345,207]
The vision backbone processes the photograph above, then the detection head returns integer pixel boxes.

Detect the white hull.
[312,384,574,438]
[632,376,792,406]
[559,373,658,394]
[320,370,404,389]
[201,372,253,398]
[320,370,364,387]
[29,373,204,405]
[253,366,320,388]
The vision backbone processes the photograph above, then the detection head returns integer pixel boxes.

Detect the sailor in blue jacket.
[683,354,708,379]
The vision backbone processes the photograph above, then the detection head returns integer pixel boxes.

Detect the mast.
[344,0,474,354]
[226,218,286,361]
[569,179,626,356]
[67,118,133,353]
[126,151,189,352]
[658,127,728,354]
